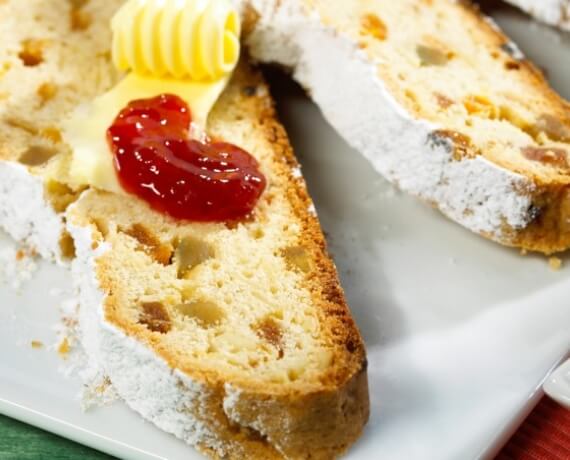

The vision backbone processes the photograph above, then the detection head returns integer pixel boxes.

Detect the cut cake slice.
[66,63,369,459]
[246,0,570,254]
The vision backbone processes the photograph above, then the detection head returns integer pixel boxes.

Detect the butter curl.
[112,0,241,80]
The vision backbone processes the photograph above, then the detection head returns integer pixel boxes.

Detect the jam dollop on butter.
[108,94,266,221]
[63,0,266,222]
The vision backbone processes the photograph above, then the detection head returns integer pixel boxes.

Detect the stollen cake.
[0,0,368,458]
[246,0,570,254]
[503,0,570,30]
[0,0,121,262]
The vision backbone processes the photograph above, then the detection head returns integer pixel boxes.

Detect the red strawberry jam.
[107,94,266,222]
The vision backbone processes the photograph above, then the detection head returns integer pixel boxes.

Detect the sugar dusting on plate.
[0,245,39,291]
[0,242,119,410]
[54,296,119,410]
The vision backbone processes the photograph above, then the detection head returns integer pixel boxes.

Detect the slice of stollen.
[66,62,368,460]
[246,0,570,254]
[0,0,121,262]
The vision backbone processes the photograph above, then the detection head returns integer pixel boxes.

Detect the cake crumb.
[31,340,43,349]
[53,297,120,410]
[58,337,71,358]
[0,243,39,290]
[520,248,528,256]
[94,376,113,395]
[549,257,562,271]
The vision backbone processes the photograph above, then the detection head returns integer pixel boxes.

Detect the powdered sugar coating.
[504,0,570,30]
[247,0,536,240]
[501,41,525,61]
[0,162,65,262]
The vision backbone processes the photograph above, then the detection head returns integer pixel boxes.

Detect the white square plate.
[0,4,569,460]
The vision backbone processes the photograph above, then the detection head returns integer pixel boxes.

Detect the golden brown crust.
[255,79,367,389]
[497,184,570,254]
[224,363,369,459]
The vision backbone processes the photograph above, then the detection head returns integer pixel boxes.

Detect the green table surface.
[0,414,114,459]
